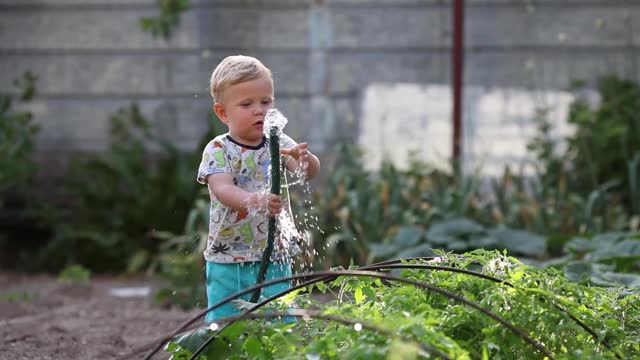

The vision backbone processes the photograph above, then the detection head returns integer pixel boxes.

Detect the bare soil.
[0,272,197,360]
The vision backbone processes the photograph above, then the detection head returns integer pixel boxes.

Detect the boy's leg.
[206,261,295,323]
[261,260,293,301]
[261,261,296,323]
[205,261,250,323]
[235,261,295,322]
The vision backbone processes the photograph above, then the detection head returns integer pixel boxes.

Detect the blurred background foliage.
[138,0,190,40]
[0,72,44,268]
[32,105,223,273]
[1,73,639,309]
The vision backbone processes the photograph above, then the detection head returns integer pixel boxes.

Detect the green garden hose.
[250,127,280,303]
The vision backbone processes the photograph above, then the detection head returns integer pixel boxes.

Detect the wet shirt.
[197,133,298,263]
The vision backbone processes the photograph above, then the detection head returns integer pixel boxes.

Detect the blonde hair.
[209,55,273,103]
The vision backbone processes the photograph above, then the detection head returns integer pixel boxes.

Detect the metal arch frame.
[143,258,620,360]
[145,268,554,360]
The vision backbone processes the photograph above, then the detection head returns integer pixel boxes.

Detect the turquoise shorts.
[205,260,294,323]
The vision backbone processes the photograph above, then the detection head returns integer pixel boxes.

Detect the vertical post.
[452,0,465,162]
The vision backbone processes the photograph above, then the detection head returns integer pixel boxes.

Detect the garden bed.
[0,272,192,360]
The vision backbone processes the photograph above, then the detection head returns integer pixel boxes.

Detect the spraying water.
[259,108,320,288]
[264,108,288,137]
[265,108,322,273]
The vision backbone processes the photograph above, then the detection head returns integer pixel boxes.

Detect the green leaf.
[489,228,546,257]
[396,243,437,259]
[354,286,364,305]
[242,336,263,357]
[564,237,595,253]
[426,218,485,245]
[595,272,640,288]
[369,243,400,259]
[590,238,640,262]
[564,261,594,283]
[393,226,424,247]
[172,328,212,353]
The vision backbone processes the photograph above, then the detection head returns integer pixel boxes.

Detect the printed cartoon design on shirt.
[238,223,253,244]
[211,243,230,255]
[257,151,269,183]
[237,151,255,186]
[197,133,302,263]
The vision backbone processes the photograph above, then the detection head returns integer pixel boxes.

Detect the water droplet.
[353,323,362,331]
[209,322,219,331]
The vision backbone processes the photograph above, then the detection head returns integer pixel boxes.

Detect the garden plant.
[149,250,640,359]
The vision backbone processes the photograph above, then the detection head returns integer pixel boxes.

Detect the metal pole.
[452,0,465,162]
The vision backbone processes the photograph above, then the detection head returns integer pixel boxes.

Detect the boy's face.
[214,75,274,146]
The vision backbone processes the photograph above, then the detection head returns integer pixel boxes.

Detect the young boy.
[197,55,320,322]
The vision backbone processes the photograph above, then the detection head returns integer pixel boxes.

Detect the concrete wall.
[0,0,638,177]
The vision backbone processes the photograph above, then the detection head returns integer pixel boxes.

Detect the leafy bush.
[0,72,47,269]
[313,145,569,268]
[481,165,630,236]
[567,76,640,216]
[370,218,547,263]
[553,231,640,285]
[0,72,39,198]
[314,145,483,268]
[36,104,221,273]
[0,291,36,303]
[153,196,210,310]
[165,251,640,359]
[57,264,91,284]
[481,101,635,236]
[139,0,190,39]
[315,95,640,267]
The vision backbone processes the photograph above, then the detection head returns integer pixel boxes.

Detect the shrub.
[164,251,640,359]
[35,104,221,273]
[566,76,640,216]
[0,72,46,269]
[0,72,38,198]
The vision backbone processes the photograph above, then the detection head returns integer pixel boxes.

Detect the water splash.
[264,108,288,138]
[276,210,302,257]
[246,188,271,217]
[261,108,325,273]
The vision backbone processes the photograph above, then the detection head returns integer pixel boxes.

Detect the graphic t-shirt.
[197,133,299,263]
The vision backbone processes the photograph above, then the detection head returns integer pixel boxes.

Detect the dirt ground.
[0,272,198,360]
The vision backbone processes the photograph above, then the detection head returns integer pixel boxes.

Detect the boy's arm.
[281,143,321,180]
[206,173,282,215]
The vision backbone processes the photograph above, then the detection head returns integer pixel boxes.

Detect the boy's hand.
[281,143,309,162]
[249,192,282,217]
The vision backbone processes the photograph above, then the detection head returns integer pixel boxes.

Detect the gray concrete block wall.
[0,0,638,178]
